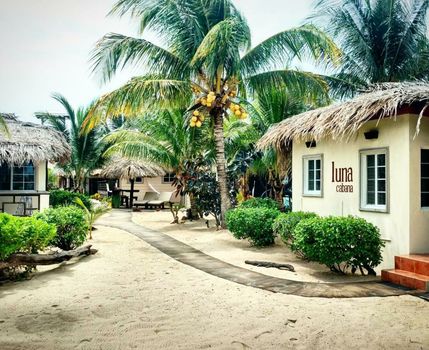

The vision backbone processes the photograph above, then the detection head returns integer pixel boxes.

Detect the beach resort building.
[259,83,429,287]
[0,113,70,215]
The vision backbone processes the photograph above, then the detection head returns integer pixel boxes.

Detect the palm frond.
[191,17,251,79]
[91,33,189,83]
[241,24,341,76]
[84,75,192,131]
[247,69,330,105]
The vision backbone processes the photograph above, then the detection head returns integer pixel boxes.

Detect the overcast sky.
[0,0,313,122]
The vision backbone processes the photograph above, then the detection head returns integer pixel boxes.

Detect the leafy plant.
[0,214,56,260]
[50,190,92,209]
[75,198,110,239]
[292,216,385,275]
[226,207,280,247]
[273,211,318,247]
[35,206,89,250]
[185,171,222,228]
[239,197,279,210]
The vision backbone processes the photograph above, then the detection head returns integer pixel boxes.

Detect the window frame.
[302,154,323,197]
[0,162,36,192]
[359,148,389,213]
[162,173,175,184]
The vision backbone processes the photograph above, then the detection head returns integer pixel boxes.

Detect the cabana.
[0,113,70,215]
[259,82,429,289]
[100,156,166,208]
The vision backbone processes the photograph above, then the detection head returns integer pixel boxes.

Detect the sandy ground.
[132,210,378,283]
[0,219,428,349]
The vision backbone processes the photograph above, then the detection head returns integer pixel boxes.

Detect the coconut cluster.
[189,110,205,128]
[229,103,248,119]
[189,84,248,128]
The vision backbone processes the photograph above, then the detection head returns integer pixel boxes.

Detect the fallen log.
[245,260,295,272]
[0,245,97,269]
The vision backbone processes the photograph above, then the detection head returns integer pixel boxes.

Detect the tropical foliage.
[35,206,89,251]
[311,0,429,96]
[85,0,340,227]
[37,94,108,192]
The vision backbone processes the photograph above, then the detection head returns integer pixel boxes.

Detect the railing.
[0,191,49,216]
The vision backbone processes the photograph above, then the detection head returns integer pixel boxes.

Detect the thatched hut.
[258,82,429,285]
[0,113,70,215]
[100,156,166,207]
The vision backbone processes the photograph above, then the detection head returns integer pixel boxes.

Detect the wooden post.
[130,178,135,209]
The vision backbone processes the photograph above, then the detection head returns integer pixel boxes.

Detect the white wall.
[292,116,414,271]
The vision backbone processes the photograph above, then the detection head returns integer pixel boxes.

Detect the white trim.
[360,148,388,213]
[303,154,323,197]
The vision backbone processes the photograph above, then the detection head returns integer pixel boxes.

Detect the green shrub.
[273,211,318,246]
[49,190,91,209]
[226,207,280,247]
[34,206,88,250]
[292,216,385,275]
[239,197,279,210]
[0,214,56,260]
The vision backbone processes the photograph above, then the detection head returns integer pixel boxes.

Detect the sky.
[0,0,314,122]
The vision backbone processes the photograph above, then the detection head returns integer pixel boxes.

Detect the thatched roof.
[100,156,166,179]
[0,113,70,165]
[258,82,429,151]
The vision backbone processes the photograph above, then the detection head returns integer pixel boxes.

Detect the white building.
[259,83,429,289]
[0,114,70,215]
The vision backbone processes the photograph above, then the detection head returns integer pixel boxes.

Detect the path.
[99,210,420,298]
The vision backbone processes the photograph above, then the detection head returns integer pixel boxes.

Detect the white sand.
[0,221,428,350]
[132,210,378,283]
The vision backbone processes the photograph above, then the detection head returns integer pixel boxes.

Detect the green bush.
[226,207,280,247]
[49,190,91,209]
[34,206,88,250]
[0,214,56,260]
[292,216,385,275]
[239,197,279,210]
[273,211,318,246]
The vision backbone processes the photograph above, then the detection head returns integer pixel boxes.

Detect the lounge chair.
[133,192,159,209]
[147,192,174,209]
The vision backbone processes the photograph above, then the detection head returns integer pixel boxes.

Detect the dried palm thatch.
[258,82,429,151]
[0,113,70,165]
[100,156,166,179]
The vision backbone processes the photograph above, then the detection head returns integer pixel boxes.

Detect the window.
[303,155,322,196]
[13,162,35,190]
[0,163,11,190]
[135,177,143,184]
[421,149,429,207]
[163,173,175,184]
[360,149,388,211]
[0,162,35,191]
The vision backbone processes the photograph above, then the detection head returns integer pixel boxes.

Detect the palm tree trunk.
[213,110,231,228]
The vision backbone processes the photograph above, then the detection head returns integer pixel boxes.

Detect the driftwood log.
[245,260,295,272]
[0,245,97,269]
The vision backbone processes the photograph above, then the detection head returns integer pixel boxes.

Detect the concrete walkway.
[98,210,421,298]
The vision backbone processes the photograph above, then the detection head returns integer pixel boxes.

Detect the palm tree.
[225,88,307,203]
[105,109,214,218]
[85,0,340,227]
[310,0,429,96]
[104,110,212,176]
[37,94,107,192]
